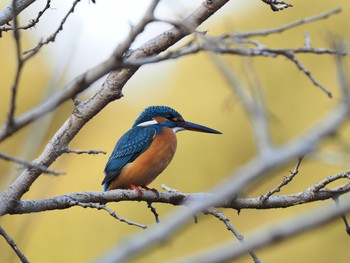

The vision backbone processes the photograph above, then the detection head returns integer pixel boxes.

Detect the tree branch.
[0,0,51,33]
[0,0,36,26]
[8,168,350,214]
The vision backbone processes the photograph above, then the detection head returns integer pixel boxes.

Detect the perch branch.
[8,169,350,214]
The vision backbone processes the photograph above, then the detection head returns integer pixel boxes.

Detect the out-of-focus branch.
[175,196,350,263]
[0,226,29,263]
[23,0,82,58]
[233,7,341,38]
[0,152,63,175]
[203,209,261,263]
[6,0,23,128]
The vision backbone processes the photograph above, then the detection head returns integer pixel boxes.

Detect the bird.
[101,105,221,196]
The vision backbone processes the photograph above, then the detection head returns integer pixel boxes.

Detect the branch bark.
[0,0,36,26]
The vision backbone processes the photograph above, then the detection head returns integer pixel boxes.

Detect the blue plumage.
[102,126,158,190]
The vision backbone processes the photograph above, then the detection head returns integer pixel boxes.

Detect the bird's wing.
[101,126,157,186]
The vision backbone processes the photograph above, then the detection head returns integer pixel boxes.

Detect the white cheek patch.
[137,120,158,127]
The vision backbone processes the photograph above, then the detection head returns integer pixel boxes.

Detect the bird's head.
[133,106,221,134]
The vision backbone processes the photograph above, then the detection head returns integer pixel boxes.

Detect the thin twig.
[6,0,23,128]
[204,209,261,263]
[122,40,340,97]
[234,8,341,38]
[333,197,350,235]
[0,0,51,32]
[69,200,147,229]
[111,0,160,59]
[0,152,63,175]
[61,148,106,155]
[261,0,293,12]
[23,0,82,57]
[310,170,350,192]
[147,202,160,223]
[260,155,304,202]
[282,52,332,97]
[0,0,36,26]
[0,226,29,263]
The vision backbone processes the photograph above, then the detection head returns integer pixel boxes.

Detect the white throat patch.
[172,127,184,133]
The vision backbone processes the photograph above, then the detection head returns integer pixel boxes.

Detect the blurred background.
[0,0,350,262]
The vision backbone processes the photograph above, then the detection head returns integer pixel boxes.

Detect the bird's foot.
[142,185,159,198]
[130,184,142,200]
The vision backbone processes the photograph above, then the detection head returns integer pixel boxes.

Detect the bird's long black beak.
[176,121,222,134]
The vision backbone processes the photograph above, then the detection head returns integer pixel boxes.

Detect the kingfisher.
[102,106,221,196]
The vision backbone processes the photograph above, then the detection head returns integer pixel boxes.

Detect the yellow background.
[1,0,350,262]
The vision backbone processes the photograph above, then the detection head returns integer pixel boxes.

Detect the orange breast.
[107,127,177,190]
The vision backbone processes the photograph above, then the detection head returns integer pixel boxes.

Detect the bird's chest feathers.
[119,127,177,186]
[144,128,177,173]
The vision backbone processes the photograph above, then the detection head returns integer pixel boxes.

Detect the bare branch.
[0,7,342,142]
[0,152,63,175]
[69,201,146,229]
[23,0,82,57]
[9,169,350,214]
[0,0,36,26]
[282,51,332,97]
[0,0,51,32]
[175,196,350,263]
[0,226,29,263]
[261,0,293,12]
[60,148,106,155]
[207,54,272,154]
[6,0,23,128]
[147,202,160,223]
[203,209,261,263]
[260,155,304,202]
[234,7,341,38]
